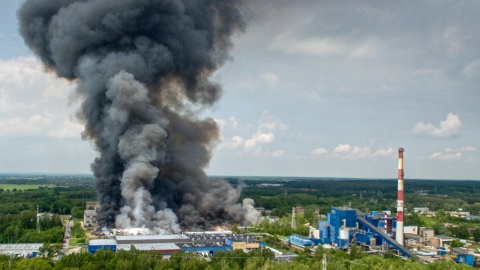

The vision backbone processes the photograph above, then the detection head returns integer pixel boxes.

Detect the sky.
[1,1,479,180]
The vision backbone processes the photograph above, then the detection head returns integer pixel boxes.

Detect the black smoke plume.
[19,0,261,232]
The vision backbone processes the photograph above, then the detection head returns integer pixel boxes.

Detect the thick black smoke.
[19,0,261,231]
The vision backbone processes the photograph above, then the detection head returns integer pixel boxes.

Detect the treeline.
[237,178,480,218]
[0,247,474,270]
[0,186,95,215]
[0,211,63,243]
[0,186,95,244]
[0,175,94,186]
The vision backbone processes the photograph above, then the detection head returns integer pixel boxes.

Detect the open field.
[0,183,57,190]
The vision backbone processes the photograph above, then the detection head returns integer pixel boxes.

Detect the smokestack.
[384,212,387,235]
[396,147,404,245]
[291,207,296,230]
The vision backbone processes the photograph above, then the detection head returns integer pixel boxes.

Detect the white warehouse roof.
[117,243,180,251]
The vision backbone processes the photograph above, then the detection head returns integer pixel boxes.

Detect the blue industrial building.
[287,207,419,260]
[320,207,418,259]
[286,235,313,247]
[88,239,117,254]
[454,254,475,266]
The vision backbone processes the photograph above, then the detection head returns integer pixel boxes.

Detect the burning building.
[18,0,261,232]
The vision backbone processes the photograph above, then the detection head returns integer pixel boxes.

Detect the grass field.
[0,184,56,190]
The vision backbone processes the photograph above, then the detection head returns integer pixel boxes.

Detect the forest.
[0,245,476,270]
[1,175,480,268]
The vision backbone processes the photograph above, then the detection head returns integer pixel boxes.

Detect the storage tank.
[339,228,349,241]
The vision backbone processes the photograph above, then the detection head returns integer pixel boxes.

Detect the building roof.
[117,243,180,251]
[435,235,456,240]
[88,239,117,246]
[84,210,97,216]
[115,234,190,244]
[226,236,256,242]
[0,244,43,254]
[177,242,230,249]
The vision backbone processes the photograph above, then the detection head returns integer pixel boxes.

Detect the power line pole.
[36,205,40,233]
[322,253,327,270]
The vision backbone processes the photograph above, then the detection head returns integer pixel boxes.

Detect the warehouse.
[0,243,43,257]
[177,242,232,254]
[88,239,117,254]
[87,232,265,254]
[115,234,191,245]
[117,243,181,254]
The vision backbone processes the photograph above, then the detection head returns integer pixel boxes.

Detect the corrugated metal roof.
[177,243,230,248]
[0,244,43,253]
[115,234,191,244]
[88,239,117,246]
[117,243,180,251]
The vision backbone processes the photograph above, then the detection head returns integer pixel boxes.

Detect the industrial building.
[0,243,43,257]
[84,210,97,227]
[284,207,420,260]
[286,148,421,260]
[88,232,265,255]
[84,201,99,227]
[87,239,116,254]
[454,254,475,266]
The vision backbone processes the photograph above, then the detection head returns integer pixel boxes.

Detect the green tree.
[474,229,480,242]
[14,257,53,270]
[450,239,463,248]
[404,211,424,227]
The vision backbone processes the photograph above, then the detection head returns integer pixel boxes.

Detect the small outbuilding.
[454,254,475,266]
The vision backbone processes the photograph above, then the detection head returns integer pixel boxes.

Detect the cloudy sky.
[1,1,479,180]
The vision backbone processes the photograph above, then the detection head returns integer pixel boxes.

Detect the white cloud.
[329,144,396,159]
[0,56,79,137]
[333,144,352,154]
[461,59,480,78]
[218,136,244,150]
[271,150,285,157]
[254,132,275,144]
[215,117,238,129]
[351,146,370,158]
[260,72,279,87]
[349,42,377,58]
[430,152,462,160]
[47,120,84,138]
[312,148,328,156]
[412,113,462,138]
[445,146,476,152]
[372,148,394,157]
[216,111,288,156]
[0,114,52,136]
[257,110,289,132]
[270,32,377,59]
[271,34,346,57]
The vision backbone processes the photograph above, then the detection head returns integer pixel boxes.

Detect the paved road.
[63,219,73,254]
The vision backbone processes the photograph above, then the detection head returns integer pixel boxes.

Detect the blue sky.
[1,1,479,180]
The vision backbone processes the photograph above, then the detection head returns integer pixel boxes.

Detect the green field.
[0,184,56,190]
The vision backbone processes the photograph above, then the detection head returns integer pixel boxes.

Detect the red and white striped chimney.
[396,148,404,245]
[384,212,388,235]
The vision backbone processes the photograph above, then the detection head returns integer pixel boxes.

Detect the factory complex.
[284,150,420,258]
[288,207,418,258]
[88,231,266,255]
[281,148,476,266]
